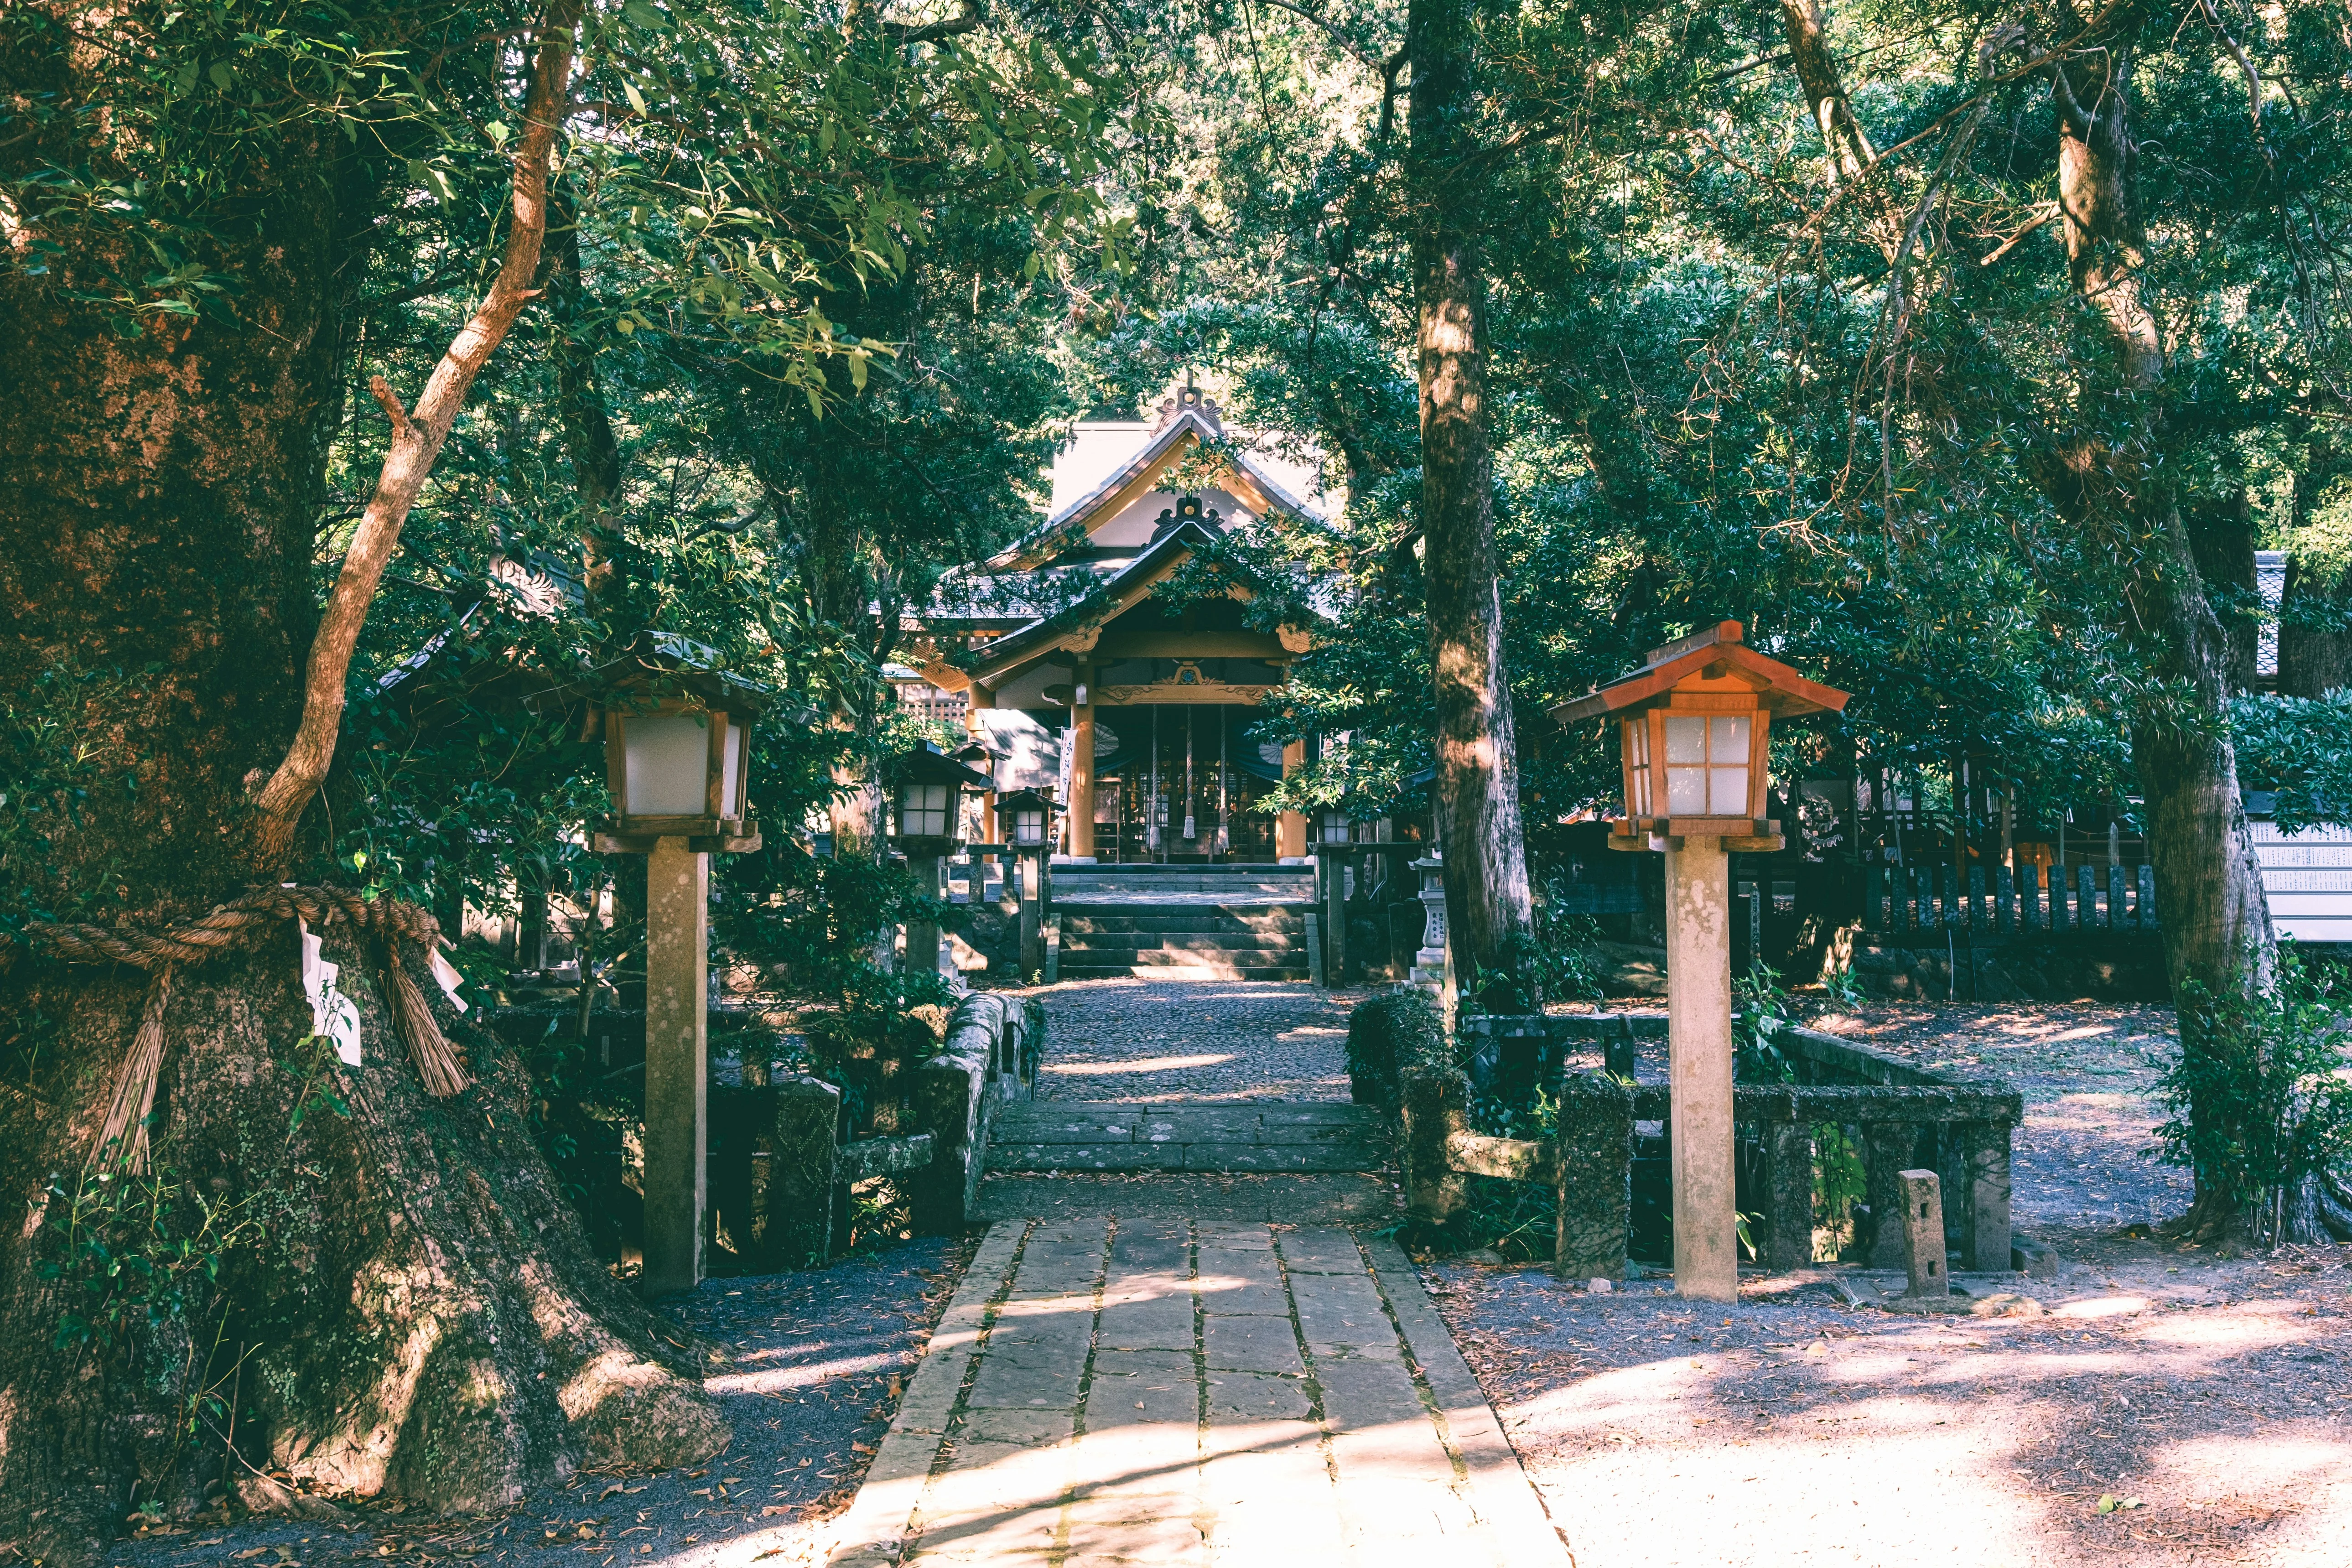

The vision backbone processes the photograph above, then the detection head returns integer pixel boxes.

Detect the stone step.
[1059,931,1302,953]
[970,1170,1396,1223]
[1061,893,1314,907]
[1059,911,1304,935]
[988,1101,1384,1174]
[1055,962,1313,981]
[1059,949,1304,972]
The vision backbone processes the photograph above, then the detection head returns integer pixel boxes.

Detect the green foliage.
[0,662,138,932]
[36,1165,264,1353]
[1810,1123,1868,1263]
[1343,986,1443,1112]
[1734,962,1796,1085]
[1531,880,1610,1004]
[2230,693,2352,834]
[2155,951,2352,1240]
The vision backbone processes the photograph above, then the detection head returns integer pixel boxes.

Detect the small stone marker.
[1897,1168,1947,1297]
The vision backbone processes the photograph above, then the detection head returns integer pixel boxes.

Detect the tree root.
[0,934,727,1564]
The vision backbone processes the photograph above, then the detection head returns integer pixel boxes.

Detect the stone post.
[643,836,708,1294]
[1018,847,1044,978]
[1957,1121,2013,1272]
[768,1077,841,1269]
[1554,1073,1633,1280]
[1896,1168,1949,1297]
[1068,666,1097,861]
[1862,1121,1916,1268]
[1760,1121,1814,1272]
[1401,1071,1468,1228]
[1664,837,1736,1301]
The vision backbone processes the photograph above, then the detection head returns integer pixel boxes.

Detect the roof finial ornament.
[1151,370,1223,433]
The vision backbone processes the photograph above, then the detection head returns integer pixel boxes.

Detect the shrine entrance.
[1090,703,1284,862]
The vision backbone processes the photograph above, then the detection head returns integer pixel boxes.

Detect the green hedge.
[1346,988,1445,1116]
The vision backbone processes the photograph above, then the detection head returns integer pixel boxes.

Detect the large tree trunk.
[0,15,725,1558]
[2036,39,2278,1232]
[1407,0,1537,1001]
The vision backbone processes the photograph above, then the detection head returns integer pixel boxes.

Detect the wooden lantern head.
[1551,622,1848,845]
[591,633,774,854]
[891,741,993,854]
[997,786,1058,848]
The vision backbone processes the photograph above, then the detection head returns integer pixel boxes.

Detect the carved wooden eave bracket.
[1277,624,1314,654]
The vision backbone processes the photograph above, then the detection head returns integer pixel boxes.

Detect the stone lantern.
[1552,621,1848,1302]
[1409,852,1448,987]
[587,633,774,1297]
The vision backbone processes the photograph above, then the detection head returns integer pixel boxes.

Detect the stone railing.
[711,991,1041,1268]
[1401,1020,2022,1281]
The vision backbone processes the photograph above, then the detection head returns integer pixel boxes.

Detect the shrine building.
[908,381,1336,863]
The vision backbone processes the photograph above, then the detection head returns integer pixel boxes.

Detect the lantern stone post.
[642,836,708,1294]
[1553,622,1848,1302]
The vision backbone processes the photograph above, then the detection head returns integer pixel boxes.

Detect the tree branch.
[1255,0,1381,68]
[249,0,582,869]
[1380,48,1409,141]
[884,0,983,45]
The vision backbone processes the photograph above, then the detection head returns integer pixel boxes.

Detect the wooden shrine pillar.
[1069,664,1097,861]
[969,683,997,846]
[1277,738,1308,861]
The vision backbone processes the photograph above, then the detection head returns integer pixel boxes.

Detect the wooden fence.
[1863,861,2158,935]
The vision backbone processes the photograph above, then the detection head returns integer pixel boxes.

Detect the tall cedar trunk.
[2184,490,2259,696]
[1407,0,1537,998]
[549,186,625,610]
[2037,42,2278,1228]
[0,20,723,1557]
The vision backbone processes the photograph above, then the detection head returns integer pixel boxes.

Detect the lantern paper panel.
[902,783,954,837]
[722,720,747,819]
[1622,717,1652,820]
[626,714,716,816]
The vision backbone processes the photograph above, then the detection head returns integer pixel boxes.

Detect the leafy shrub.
[1344,987,1444,1114]
[2155,950,2352,1241]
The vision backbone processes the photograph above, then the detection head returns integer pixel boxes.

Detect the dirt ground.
[1433,999,2352,1567]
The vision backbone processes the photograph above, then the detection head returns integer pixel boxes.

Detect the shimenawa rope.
[0,886,472,1170]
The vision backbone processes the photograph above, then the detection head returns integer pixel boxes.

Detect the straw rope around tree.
[0,886,473,1170]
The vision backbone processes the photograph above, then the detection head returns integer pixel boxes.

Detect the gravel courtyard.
[1014,976,1369,1101]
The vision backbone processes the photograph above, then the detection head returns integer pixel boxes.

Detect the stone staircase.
[1053,862,1316,981]
[976,1099,1393,1222]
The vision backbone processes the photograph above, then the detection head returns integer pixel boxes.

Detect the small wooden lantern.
[1552,622,1848,848]
[998,786,1057,849]
[891,742,993,853]
[591,633,773,854]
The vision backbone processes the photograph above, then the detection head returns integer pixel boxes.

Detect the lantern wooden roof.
[893,740,995,792]
[1550,622,1848,725]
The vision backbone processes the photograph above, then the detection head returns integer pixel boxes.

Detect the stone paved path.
[826,1215,1565,1567]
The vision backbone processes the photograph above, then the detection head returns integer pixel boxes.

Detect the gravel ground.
[1441,999,2352,1567]
[107,1241,969,1568]
[1428,1252,2352,1567]
[1011,976,1367,1102]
